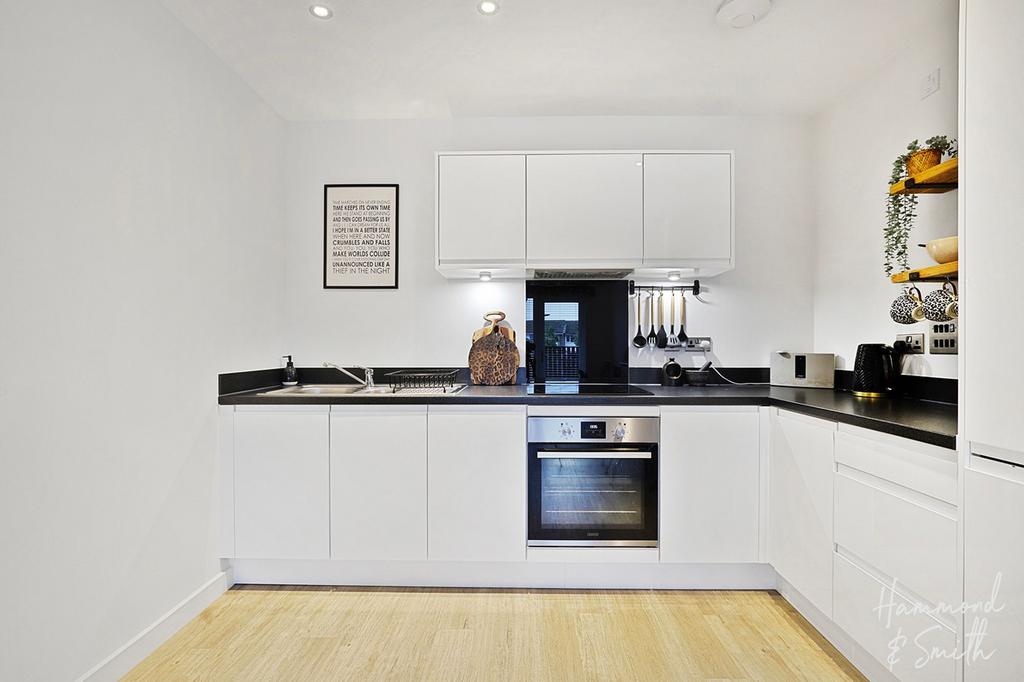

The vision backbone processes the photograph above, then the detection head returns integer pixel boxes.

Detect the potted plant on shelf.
[884,136,958,277]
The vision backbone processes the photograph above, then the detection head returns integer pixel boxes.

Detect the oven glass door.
[528,443,658,546]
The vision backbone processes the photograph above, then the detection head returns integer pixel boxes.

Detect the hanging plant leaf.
[883,136,957,277]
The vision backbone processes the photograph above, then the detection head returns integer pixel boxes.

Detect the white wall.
[285,116,816,370]
[811,0,959,377]
[0,2,285,679]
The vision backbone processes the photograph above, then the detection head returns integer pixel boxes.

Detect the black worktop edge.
[219,391,955,450]
[766,398,956,450]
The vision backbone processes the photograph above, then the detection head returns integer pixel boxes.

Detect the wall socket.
[682,337,713,352]
[921,67,941,99]
[930,321,959,355]
[896,333,925,354]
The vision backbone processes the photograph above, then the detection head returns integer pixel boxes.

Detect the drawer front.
[835,470,958,611]
[834,554,956,682]
[836,428,956,504]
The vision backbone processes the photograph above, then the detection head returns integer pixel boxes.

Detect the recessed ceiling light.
[479,271,493,282]
[477,1,499,15]
[715,0,771,29]
[667,271,682,282]
[309,5,333,19]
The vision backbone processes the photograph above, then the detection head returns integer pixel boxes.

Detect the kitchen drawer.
[835,469,957,611]
[836,426,956,504]
[834,553,956,682]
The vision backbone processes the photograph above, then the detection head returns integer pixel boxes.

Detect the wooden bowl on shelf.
[924,236,958,264]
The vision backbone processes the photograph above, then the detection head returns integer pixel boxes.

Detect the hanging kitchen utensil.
[646,293,658,347]
[469,311,520,385]
[632,293,647,348]
[655,291,668,349]
[678,290,689,343]
[666,290,681,349]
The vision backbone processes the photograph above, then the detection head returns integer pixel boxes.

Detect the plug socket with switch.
[895,333,925,355]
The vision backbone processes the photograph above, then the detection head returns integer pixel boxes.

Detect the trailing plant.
[883,136,958,277]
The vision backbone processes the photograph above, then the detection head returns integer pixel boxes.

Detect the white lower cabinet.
[330,406,428,561]
[834,553,956,682]
[660,407,760,563]
[233,406,330,559]
[834,428,958,611]
[427,406,527,562]
[768,408,836,617]
[964,457,1024,681]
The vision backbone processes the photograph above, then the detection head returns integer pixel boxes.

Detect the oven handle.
[536,451,652,459]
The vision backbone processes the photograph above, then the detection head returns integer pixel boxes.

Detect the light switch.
[921,68,941,99]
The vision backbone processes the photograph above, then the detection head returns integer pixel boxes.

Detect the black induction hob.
[527,383,654,396]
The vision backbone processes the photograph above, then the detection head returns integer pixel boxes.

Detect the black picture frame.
[323,183,399,289]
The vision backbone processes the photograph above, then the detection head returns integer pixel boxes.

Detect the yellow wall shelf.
[890,261,958,283]
[889,157,958,195]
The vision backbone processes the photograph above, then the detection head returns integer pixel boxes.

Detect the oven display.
[580,421,606,439]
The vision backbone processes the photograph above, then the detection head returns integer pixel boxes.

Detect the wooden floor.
[126,586,864,681]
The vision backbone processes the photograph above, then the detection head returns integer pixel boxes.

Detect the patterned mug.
[924,281,958,322]
[891,286,926,325]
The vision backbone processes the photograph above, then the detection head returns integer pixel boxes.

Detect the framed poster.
[323,184,399,289]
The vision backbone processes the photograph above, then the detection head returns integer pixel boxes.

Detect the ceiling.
[161,0,933,121]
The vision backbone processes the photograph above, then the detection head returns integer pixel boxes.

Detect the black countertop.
[220,383,957,450]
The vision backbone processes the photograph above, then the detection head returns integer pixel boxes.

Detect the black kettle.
[852,343,906,398]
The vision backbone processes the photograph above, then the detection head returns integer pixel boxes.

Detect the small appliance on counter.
[661,358,684,387]
[851,343,906,398]
[770,351,835,389]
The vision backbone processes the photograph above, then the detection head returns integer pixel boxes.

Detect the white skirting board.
[231,559,776,590]
[75,570,232,682]
[776,575,897,682]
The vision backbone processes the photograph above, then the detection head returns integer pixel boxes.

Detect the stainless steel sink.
[258,384,466,397]
[259,384,368,396]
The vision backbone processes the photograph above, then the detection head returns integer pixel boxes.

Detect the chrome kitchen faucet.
[323,362,375,388]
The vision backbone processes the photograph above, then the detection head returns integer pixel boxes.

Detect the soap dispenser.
[282,355,298,386]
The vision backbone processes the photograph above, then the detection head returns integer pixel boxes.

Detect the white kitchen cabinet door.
[768,409,836,617]
[427,406,527,562]
[526,154,643,266]
[437,154,526,265]
[643,153,732,266]
[660,407,760,563]
[330,406,428,561]
[834,553,956,682]
[233,407,330,559]
[964,459,1024,681]
[834,470,958,610]
[963,0,1024,455]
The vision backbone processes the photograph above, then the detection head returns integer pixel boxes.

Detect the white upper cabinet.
[437,154,526,270]
[435,150,735,279]
[643,153,733,267]
[526,153,644,267]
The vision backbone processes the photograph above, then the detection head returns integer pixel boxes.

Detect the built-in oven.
[528,417,659,547]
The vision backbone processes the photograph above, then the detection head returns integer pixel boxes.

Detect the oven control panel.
[528,417,660,444]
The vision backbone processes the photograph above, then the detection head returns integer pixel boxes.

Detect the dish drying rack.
[385,369,461,393]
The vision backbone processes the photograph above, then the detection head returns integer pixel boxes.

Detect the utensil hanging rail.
[628,280,701,297]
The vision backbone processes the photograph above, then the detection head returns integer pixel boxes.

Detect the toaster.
[770,351,836,389]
